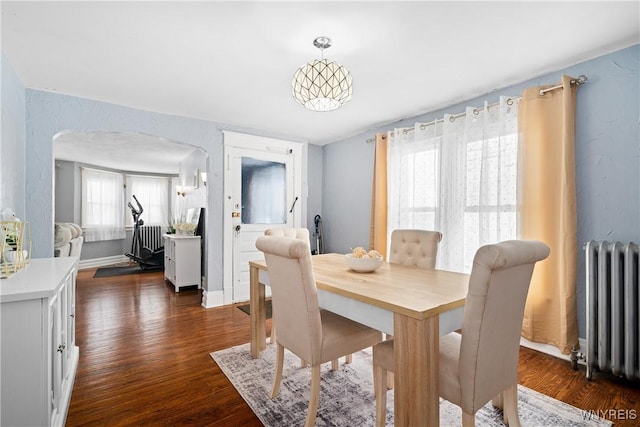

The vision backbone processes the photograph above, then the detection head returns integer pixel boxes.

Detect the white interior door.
[230,148,297,302]
[223,131,305,304]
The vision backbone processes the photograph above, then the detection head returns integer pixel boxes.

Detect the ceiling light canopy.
[292,36,353,112]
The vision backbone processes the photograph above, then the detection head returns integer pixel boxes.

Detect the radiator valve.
[570,345,585,370]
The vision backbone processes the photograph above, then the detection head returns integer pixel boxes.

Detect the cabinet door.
[58,282,69,381]
[66,269,76,353]
[174,239,201,286]
[49,294,62,425]
[165,239,176,282]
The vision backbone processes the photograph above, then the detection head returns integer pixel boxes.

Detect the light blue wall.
[322,44,640,339]
[1,53,26,219]
[20,86,314,294]
[24,89,224,289]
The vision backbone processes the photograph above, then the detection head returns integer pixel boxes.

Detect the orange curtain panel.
[518,75,579,354]
[370,133,388,259]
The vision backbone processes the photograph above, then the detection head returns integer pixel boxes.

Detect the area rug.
[211,343,612,427]
[237,299,273,319]
[93,264,161,278]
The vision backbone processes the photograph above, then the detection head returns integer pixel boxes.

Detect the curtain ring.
[506,98,514,106]
[473,108,480,116]
[449,116,456,123]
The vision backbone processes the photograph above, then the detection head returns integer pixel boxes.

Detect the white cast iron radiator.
[585,241,639,381]
[140,225,164,251]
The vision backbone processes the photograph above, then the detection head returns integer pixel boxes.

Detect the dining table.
[248,253,469,426]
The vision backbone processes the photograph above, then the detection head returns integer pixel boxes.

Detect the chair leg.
[331,359,339,371]
[462,411,475,427]
[373,364,387,427]
[270,320,276,344]
[492,392,504,409]
[270,343,284,399]
[345,354,352,364]
[304,365,321,427]
[384,334,393,390]
[502,384,521,427]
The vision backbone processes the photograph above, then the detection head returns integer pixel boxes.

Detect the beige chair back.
[458,240,550,413]
[255,236,321,364]
[388,229,442,269]
[264,227,310,243]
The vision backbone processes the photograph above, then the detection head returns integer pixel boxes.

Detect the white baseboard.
[202,290,224,308]
[520,336,587,364]
[78,255,129,270]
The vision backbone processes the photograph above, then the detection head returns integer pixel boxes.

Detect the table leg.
[393,313,439,426]
[249,265,266,358]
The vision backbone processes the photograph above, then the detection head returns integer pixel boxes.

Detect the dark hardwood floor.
[67,267,640,426]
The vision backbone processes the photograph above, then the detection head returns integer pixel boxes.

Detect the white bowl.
[344,253,383,273]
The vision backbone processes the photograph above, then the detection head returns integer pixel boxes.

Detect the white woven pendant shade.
[292,37,352,112]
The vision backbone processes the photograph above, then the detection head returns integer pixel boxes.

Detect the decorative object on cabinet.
[163,234,201,292]
[1,257,79,427]
[173,207,201,236]
[1,220,31,278]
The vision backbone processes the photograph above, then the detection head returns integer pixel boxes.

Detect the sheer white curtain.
[388,96,519,273]
[125,175,170,227]
[81,168,126,242]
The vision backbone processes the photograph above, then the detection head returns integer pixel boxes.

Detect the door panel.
[231,148,295,302]
[233,230,264,302]
[223,132,304,305]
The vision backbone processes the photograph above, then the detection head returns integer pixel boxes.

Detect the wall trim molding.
[520,336,587,365]
[202,290,224,308]
[78,255,129,270]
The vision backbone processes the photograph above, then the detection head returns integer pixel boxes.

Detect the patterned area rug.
[211,343,612,427]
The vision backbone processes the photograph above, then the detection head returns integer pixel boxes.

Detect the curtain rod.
[365,97,518,143]
[538,75,588,96]
[366,74,588,143]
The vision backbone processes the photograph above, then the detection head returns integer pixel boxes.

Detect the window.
[388,97,519,273]
[125,175,170,227]
[81,168,125,242]
[241,157,287,224]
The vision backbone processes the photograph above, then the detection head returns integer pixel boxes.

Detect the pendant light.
[292,36,353,112]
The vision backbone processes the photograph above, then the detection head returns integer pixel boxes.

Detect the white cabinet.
[0,257,79,427]
[163,235,201,292]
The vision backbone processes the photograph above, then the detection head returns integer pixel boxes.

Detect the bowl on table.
[344,253,383,273]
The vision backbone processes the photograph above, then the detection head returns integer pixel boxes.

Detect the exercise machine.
[125,194,164,270]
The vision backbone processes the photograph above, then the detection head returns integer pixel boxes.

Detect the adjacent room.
[1,1,639,426]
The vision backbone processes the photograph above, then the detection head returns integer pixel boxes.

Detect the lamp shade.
[292,58,353,112]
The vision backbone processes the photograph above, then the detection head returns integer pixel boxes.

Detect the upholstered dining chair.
[385,229,443,388]
[388,229,443,269]
[255,235,383,427]
[263,228,310,346]
[264,227,310,242]
[372,240,550,427]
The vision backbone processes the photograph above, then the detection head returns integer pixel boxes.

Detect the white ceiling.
[2,1,639,172]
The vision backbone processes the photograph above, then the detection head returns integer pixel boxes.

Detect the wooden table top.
[250,253,469,320]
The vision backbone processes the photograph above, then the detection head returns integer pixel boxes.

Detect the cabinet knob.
[57,344,66,353]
